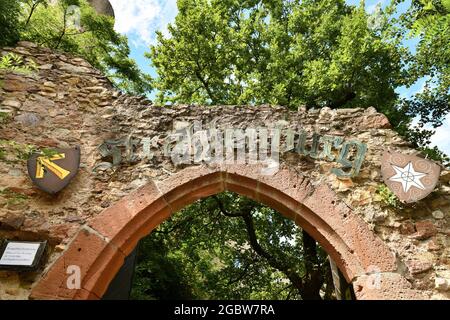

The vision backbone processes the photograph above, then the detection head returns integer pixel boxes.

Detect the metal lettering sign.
[97,121,368,178]
[381,151,441,203]
[27,147,81,194]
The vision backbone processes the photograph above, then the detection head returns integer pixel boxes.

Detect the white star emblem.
[389,162,427,193]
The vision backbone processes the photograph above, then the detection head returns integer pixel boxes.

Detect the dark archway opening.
[103,192,355,300]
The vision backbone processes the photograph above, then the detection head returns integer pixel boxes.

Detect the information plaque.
[0,240,47,271]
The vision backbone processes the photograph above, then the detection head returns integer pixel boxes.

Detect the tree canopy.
[150,0,405,110]
[395,0,450,161]
[0,0,22,46]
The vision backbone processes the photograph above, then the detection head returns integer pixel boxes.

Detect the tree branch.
[241,213,307,297]
[25,0,42,27]
[213,195,324,300]
[212,195,246,218]
[54,4,68,49]
[227,262,252,286]
[193,59,217,104]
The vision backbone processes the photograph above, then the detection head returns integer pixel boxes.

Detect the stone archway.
[30,164,421,300]
[2,43,446,300]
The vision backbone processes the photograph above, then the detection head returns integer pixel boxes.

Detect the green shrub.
[376,184,401,208]
[0,52,38,74]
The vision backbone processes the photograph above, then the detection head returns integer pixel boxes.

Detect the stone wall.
[0,42,449,299]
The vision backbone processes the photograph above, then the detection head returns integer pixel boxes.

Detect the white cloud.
[430,114,450,156]
[410,113,450,156]
[109,0,177,46]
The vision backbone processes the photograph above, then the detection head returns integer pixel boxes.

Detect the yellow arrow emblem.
[35,153,71,180]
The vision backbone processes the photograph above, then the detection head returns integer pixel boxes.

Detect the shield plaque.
[27,147,81,194]
[381,150,441,203]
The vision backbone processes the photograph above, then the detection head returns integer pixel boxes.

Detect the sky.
[108,0,450,155]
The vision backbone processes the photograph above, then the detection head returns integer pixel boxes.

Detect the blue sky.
[109,0,450,155]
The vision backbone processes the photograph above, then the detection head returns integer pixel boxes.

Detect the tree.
[131,192,337,300]
[1,0,151,95]
[0,0,21,46]
[393,0,450,164]
[149,0,405,114]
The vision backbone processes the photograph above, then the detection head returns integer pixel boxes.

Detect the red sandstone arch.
[30,164,420,300]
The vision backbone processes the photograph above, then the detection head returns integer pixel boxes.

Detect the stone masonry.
[0,42,449,299]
